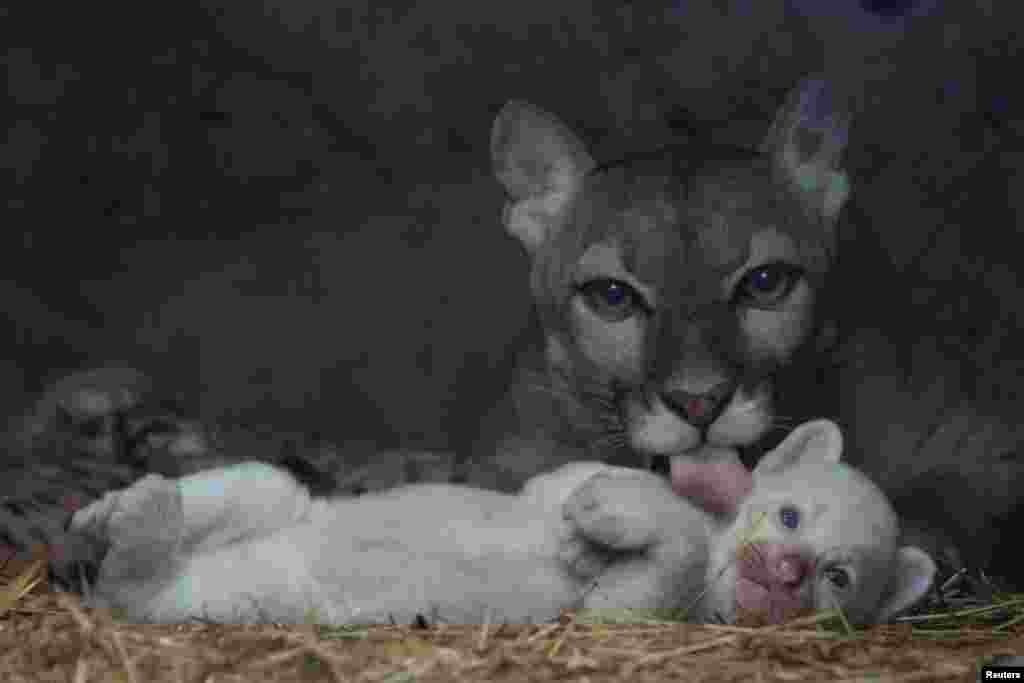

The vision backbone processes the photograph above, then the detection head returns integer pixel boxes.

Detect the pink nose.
[684,396,712,420]
[661,381,736,428]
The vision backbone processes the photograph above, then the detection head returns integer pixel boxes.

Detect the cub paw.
[65,474,185,587]
[562,470,674,551]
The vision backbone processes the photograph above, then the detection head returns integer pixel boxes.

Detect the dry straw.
[2,547,1022,682]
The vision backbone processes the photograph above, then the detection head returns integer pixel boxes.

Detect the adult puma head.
[466,80,852,490]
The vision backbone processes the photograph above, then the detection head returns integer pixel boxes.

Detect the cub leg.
[563,468,698,550]
[61,473,185,591]
[54,462,313,594]
[172,461,314,554]
[561,468,709,612]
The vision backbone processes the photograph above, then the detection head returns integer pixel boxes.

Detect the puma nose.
[660,381,735,428]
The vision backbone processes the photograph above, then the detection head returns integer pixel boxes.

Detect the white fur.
[73,463,593,625]
[699,420,935,624]
[68,420,934,627]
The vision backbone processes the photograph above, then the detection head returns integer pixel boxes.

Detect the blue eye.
[779,505,801,530]
[600,282,628,306]
[751,267,781,292]
[579,278,644,322]
[735,262,802,307]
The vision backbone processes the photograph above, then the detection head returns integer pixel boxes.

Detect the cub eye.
[578,278,646,322]
[823,565,851,589]
[733,262,803,307]
[778,504,801,530]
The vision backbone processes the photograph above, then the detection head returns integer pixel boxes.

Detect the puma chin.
[467,79,850,489]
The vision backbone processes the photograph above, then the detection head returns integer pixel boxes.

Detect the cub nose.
[660,380,735,428]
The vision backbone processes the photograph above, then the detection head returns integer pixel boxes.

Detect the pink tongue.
[670,458,753,516]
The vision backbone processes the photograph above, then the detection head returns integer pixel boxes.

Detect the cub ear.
[754,419,843,477]
[490,101,594,252]
[873,546,936,623]
[762,77,851,224]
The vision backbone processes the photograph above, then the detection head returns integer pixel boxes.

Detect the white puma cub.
[59,420,933,626]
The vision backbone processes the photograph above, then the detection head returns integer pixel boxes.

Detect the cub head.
[700,419,936,625]
[491,79,852,467]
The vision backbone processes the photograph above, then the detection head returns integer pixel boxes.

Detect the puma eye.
[823,565,851,589]
[578,278,646,322]
[734,262,803,307]
[778,504,801,530]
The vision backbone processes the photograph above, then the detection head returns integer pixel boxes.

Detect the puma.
[460,79,851,493]
[55,420,933,626]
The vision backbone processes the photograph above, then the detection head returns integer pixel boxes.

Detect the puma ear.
[762,77,851,224]
[491,101,594,252]
[874,546,936,623]
[754,419,844,476]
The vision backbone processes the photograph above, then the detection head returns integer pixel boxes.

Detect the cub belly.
[79,475,585,626]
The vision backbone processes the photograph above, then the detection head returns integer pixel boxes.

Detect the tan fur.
[465,80,851,492]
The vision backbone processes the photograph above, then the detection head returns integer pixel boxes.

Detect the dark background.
[2,0,1020,454]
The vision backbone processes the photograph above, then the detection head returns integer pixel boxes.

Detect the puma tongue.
[670,450,753,516]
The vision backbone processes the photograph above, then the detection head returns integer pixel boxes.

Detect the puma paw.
[562,469,675,551]
[62,474,185,589]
